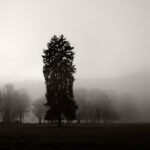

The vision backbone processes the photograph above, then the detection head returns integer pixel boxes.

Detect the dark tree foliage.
[42,35,77,126]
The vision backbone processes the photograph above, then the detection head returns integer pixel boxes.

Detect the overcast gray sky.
[0,0,150,82]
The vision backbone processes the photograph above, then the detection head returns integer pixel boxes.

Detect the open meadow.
[0,123,150,149]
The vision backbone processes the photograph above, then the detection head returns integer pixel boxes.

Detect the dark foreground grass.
[0,123,150,150]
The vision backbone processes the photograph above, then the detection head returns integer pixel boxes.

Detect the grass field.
[0,123,150,149]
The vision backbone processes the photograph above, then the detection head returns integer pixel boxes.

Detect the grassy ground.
[0,123,150,149]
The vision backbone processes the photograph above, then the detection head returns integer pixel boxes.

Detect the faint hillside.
[14,80,45,100]
[4,72,150,101]
[75,72,150,98]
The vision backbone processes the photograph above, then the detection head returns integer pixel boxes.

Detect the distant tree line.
[32,88,138,124]
[0,84,30,123]
[74,88,138,123]
[0,84,138,124]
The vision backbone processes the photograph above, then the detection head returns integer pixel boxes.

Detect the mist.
[1,0,150,149]
[0,71,148,123]
[0,0,150,81]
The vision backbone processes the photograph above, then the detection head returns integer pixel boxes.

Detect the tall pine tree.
[42,35,77,126]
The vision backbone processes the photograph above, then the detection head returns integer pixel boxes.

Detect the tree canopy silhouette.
[42,35,77,126]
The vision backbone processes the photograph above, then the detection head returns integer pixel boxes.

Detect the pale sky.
[0,0,150,82]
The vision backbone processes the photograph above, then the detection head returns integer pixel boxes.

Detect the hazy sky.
[0,0,150,82]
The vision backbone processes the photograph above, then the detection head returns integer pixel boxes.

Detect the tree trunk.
[58,112,62,127]
[58,117,62,127]
[77,119,80,124]
[39,117,42,124]
[19,116,23,123]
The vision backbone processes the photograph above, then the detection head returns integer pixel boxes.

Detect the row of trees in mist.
[0,84,30,123]
[0,84,47,124]
[0,84,138,124]
[75,88,138,123]
[31,88,138,124]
